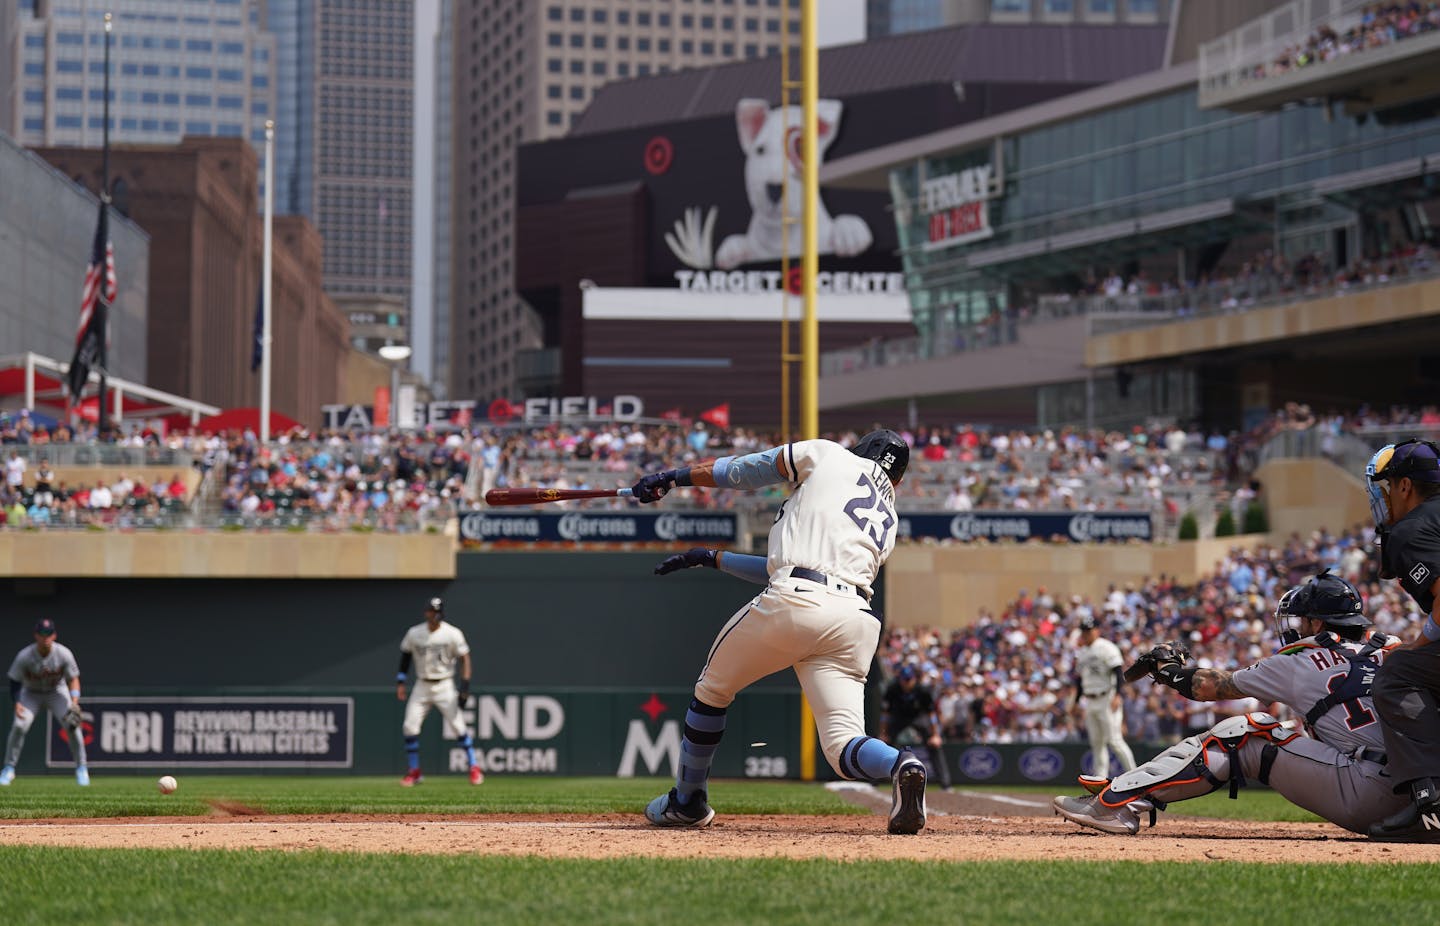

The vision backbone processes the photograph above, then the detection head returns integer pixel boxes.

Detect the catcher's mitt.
[1123,640,1192,683]
[63,703,83,728]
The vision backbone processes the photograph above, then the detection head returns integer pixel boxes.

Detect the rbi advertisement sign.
[459,510,738,545]
[48,697,354,768]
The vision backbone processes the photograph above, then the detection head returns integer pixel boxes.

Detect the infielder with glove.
[640,430,929,834]
[3,618,88,786]
[396,597,483,787]
[1072,613,1137,777]
[1054,572,1409,836]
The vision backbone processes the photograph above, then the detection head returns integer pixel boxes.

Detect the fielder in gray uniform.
[1054,572,1409,835]
[3,619,89,786]
[635,430,928,835]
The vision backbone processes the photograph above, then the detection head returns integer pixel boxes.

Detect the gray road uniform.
[7,642,86,769]
[1089,632,1409,834]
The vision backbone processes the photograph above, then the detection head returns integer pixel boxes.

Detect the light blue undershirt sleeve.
[711,447,788,490]
[718,552,770,585]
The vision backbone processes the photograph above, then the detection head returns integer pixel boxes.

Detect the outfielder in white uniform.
[3,618,89,786]
[1055,572,1411,835]
[1073,613,1137,777]
[396,597,483,786]
[634,430,929,833]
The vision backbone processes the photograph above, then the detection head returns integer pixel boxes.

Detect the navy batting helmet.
[1274,570,1368,645]
[851,429,909,485]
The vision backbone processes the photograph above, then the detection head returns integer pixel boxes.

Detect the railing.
[1199,0,1367,103]
[0,443,195,468]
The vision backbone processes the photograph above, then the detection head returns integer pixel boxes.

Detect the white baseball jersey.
[1231,633,1394,754]
[8,642,80,694]
[1077,637,1124,696]
[767,440,897,597]
[400,621,470,682]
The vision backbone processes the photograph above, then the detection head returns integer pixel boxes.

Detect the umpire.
[1365,439,1440,841]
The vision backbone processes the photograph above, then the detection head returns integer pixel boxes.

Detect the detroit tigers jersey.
[400,621,470,681]
[766,439,897,596]
[8,643,80,694]
[1231,634,1395,754]
[1077,638,1124,695]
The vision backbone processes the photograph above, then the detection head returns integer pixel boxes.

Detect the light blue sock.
[839,735,901,781]
[675,698,726,805]
[459,733,477,767]
[404,735,420,771]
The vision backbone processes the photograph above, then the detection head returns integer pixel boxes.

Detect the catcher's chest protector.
[1100,713,1299,807]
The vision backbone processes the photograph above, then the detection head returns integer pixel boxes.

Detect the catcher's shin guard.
[1099,713,1297,809]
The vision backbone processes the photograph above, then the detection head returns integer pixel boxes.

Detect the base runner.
[634,430,929,833]
[1054,572,1411,836]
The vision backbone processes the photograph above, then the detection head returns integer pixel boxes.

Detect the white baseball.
[157,775,178,794]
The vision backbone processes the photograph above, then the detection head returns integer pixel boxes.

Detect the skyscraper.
[449,1,801,402]
[7,0,276,155]
[868,0,1168,37]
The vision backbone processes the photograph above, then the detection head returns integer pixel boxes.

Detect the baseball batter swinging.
[634,430,929,833]
[396,597,483,787]
[1054,572,1411,836]
[3,619,88,786]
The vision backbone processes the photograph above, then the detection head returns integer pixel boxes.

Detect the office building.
[867,0,1169,37]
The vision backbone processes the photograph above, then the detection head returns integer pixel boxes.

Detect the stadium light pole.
[260,120,275,443]
[800,0,818,443]
[379,343,413,428]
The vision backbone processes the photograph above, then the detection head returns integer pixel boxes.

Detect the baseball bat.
[484,487,634,507]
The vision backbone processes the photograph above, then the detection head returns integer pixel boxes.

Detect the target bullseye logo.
[488,398,518,422]
[644,136,674,175]
[785,266,803,295]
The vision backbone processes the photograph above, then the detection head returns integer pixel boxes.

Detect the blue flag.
[251,285,263,372]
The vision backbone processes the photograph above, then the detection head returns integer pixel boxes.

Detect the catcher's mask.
[1366,438,1440,527]
[851,429,909,486]
[1274,569,1369,647]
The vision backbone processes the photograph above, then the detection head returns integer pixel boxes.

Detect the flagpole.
[97,10,112,438]
[260,120,275,443]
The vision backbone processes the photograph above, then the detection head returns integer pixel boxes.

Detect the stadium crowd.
[1246,2,1440,81]
[0,449,190,528]
[878,526,1419,747]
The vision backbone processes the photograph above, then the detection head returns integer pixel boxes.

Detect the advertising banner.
[47,697,354,768]
[458,510,739,545]
[899,511,1153,543]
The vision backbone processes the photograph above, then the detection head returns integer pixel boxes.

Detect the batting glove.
[631,468,689,503]
[654,548,718,575]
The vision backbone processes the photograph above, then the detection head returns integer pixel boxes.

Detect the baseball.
[157,775,178,794]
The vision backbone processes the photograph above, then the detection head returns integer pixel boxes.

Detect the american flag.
[67,201,117,398]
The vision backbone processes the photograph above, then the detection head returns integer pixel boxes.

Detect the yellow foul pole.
[798,0,819,781]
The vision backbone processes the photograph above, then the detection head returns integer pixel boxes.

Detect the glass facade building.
[890,75,1440,341]
[10,0,275,159]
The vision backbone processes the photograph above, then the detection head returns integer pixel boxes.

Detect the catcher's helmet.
[1274,570,1368,646]
[851,429,909,485]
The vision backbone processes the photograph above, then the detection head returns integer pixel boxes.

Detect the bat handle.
[616,487,634,499]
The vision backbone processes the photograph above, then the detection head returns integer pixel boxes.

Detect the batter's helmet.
[851,429,909,485]
[1274,570,1368,646]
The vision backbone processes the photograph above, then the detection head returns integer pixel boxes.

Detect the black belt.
[783,566,873,606]
[1083,691,1114,698]
[1354,747,1388,765]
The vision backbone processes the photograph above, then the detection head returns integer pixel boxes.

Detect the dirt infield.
[0,788,1433,862]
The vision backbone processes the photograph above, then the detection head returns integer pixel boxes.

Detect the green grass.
[3,848,1437,926]
[0,774,866,819]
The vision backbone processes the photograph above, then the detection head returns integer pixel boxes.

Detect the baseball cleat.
[1367,792,1440,843]
[469,765,484,786]
[75,766,90,787]
[887,753,928,835]
[400,768,424,788]
[645,788,716,827]
[1078,774,1109,795]
[1053,794,1140,835]
[0,766,13,786]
